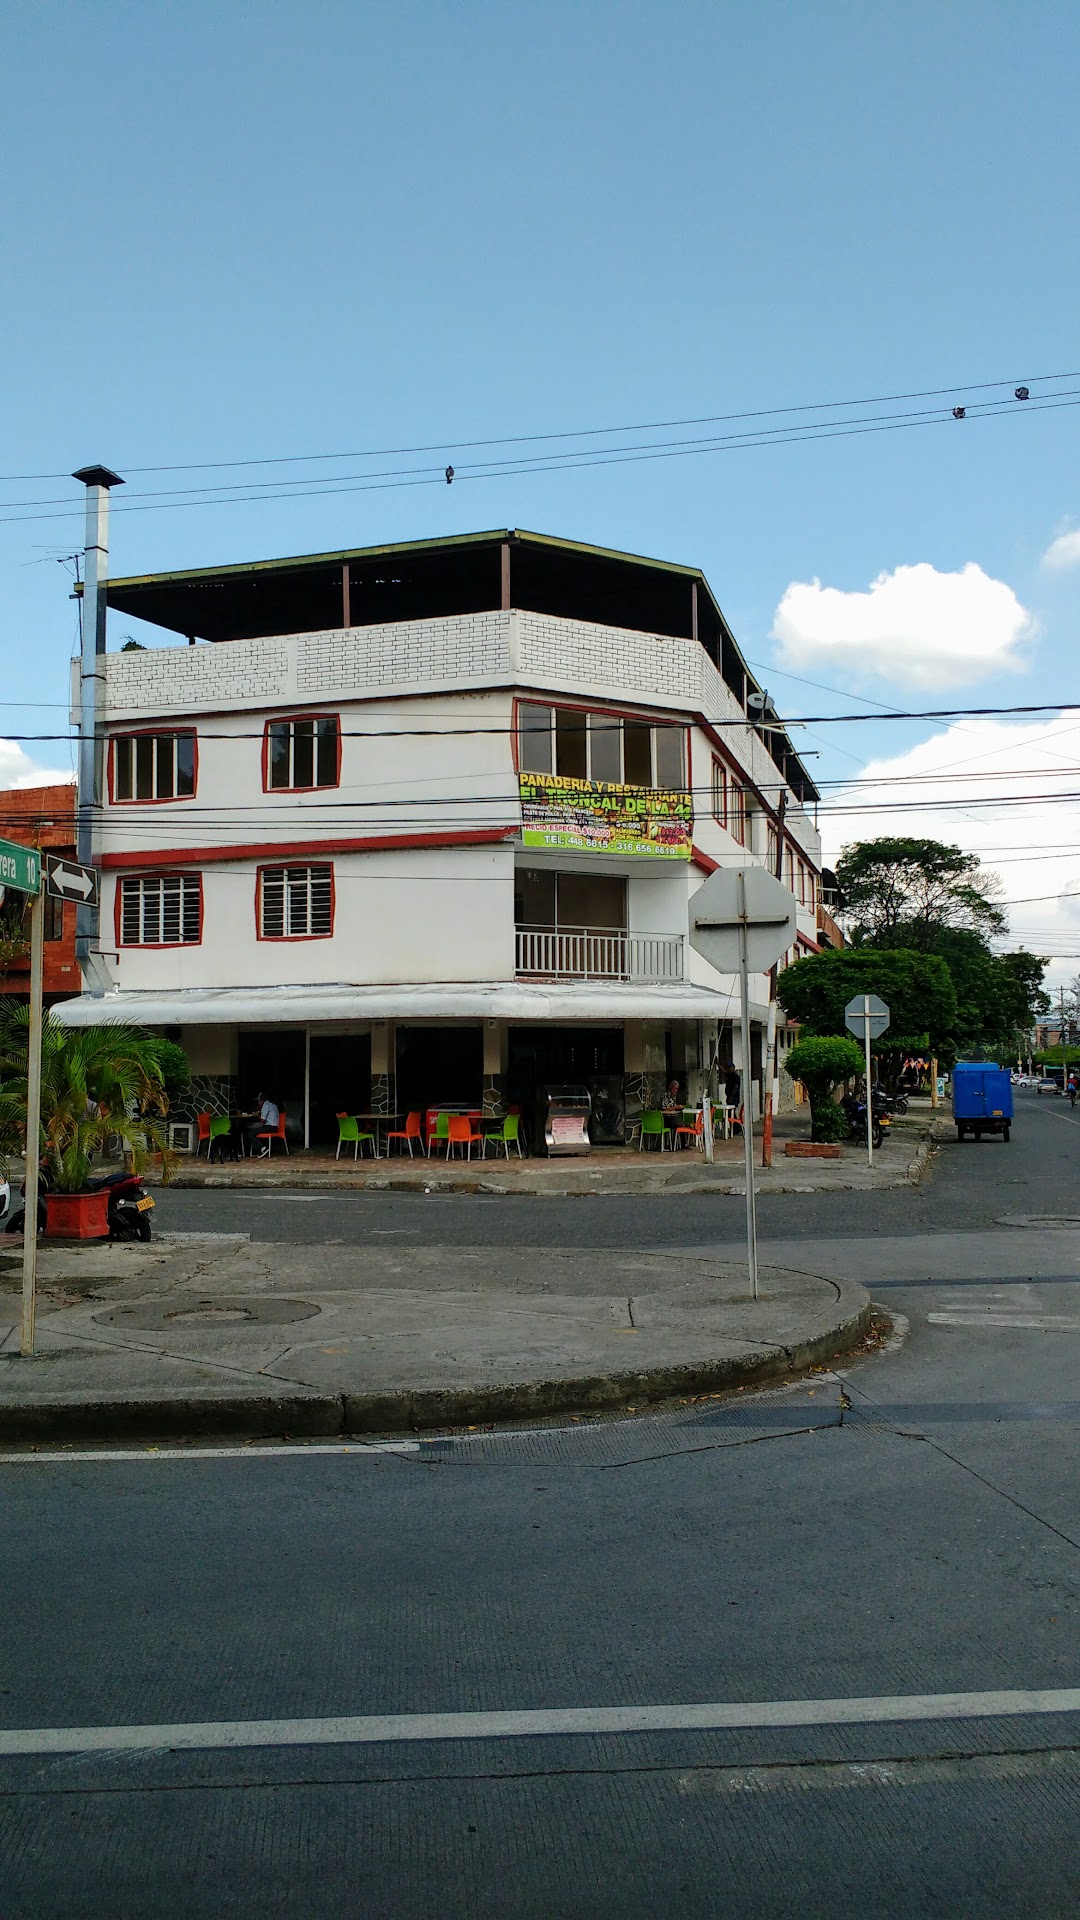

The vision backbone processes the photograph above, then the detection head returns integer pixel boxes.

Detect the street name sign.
[845,993,890,1040]
[46,855,99,907]
[0,838,41,896]
[689,864,798,975]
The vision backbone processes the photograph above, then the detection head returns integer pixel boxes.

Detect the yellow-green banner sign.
[518,772,692,859]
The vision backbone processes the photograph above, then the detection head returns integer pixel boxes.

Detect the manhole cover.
[94,1296,321,1331]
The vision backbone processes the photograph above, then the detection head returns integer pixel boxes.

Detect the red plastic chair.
[447,1114,484,1160]
[256,1108,289,1156]
[195,1112,212,1158]
[384,1111,423,1158]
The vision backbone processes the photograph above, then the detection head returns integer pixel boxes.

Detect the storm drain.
[93,1297,321,1331]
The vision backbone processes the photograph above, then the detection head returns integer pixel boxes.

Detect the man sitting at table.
[247,1092,279,1157]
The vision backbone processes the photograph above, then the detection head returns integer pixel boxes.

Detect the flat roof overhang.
[52,981,769,1028]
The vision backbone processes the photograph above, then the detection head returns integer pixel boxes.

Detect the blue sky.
[2,2,1078,971]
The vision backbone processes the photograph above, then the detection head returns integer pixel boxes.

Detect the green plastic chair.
[427,1111,450,1158]
[208,1115,233,1162]
[638,1109,666,1152]
[483,1114,523,1159]
[336,1113,375,1160]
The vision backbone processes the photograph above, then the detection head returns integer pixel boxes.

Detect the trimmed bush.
[784,1034,865,1145]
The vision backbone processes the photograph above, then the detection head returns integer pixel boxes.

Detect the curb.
[0,1296,873,1444]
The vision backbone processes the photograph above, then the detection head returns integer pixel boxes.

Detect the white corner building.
[56,528,822,1147]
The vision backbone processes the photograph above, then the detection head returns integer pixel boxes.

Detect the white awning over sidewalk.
[52,980,765,1028]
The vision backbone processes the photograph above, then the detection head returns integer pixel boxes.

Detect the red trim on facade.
[260,712,343,793]
[691,845,718,874]
[108,728,199,806]
[114,871,204,948]
[101,825,519,872]
[254,861,337,942]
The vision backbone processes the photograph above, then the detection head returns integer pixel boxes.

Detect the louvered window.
[119,874,202,946]
[258,865,334,939]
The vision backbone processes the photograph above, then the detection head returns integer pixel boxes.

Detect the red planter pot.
[45,1189,110,1240]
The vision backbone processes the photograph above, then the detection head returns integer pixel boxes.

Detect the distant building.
[0,784,78,1003]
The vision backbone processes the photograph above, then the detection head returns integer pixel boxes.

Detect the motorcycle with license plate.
[0,1166,156,1240]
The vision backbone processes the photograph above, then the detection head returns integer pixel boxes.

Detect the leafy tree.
[0,1006,175,1191]
[778,947,958,1061]
[146,1035,190,1101]
[784,1035,864,1142]
[836,837,1006,948]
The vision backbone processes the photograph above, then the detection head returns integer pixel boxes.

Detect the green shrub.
[784,1034,864,1144]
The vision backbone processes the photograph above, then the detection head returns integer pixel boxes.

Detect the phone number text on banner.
[518,773,693,859]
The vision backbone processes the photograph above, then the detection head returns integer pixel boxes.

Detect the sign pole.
[20,887,44,1357]
[737,870,759,1300]
[863,992,873,1169]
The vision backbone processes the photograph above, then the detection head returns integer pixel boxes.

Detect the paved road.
[151,1086,1077,1245]
[4,1089,1079,1915]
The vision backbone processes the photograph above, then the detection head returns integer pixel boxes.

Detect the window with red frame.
[114,731,196,802]
[711,758,727,826]
[258,864,334,939]
[728,780,746,845]
[120,874,201,945]
[266,715,339,790]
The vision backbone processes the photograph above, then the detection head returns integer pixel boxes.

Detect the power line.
[4,366,1072,484]
[3,390,1077,529]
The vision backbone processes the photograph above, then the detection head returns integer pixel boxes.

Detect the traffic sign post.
[845,994,890,1168]
[690,866,799,1299]
[46,855,99,907]
[0,838,45,1356]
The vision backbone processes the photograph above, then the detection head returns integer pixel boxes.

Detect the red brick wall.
[0,784,79,1001]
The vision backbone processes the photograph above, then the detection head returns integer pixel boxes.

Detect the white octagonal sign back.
[689,865,799,974]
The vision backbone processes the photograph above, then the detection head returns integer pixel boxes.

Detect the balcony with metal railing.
[514,925,684,983]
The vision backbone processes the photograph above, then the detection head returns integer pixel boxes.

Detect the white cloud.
[771,562,1034,691]
[1042,529,1080,572]
[0,741,73,791]
[823,714,1080,986]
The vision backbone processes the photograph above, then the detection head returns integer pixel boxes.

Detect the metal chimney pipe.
[71,464,124,991]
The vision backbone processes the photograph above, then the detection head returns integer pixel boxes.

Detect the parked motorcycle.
[2,1167,155,1240]
[843,1094,885,1150]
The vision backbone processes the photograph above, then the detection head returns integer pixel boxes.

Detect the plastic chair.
[427,1111,450,1158]
[447,1114,484,1160]
[195,1112,212,1158]
[638,1110,666,1152]
[483,1114,523,1159]
[256,1108,290,1156]
[384,1111,422,1158]
[672,1111,705,1152]
[208,1115,234,1163]
[335,1113,375,1160]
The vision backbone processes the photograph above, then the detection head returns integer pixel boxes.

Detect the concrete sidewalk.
[0,1233,873,1442]
[168,1116,935,1196]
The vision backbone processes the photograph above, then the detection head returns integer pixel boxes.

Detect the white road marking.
[3,1688,1079,1757]
[0,1442,419,1463]
[928,1312,1080,1331]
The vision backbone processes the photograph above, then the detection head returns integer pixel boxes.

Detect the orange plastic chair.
[672,1110,705,1152]
[194,1112,212,1158]
[384,1111,423,1158]
[447,1114,484,1160]
[256,1108,289,1156]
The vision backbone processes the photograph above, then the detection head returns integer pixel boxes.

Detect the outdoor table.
[349,1113,401,1157]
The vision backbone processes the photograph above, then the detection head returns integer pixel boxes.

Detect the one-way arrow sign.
[46,856,99,907]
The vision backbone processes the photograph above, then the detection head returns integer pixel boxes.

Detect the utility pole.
[72,465,123,996]
[761,791,787,1168]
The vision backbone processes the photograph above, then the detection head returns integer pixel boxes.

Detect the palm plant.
[0,1002,174,1191]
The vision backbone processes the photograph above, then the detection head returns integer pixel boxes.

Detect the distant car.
[1037,1077,1062,1093]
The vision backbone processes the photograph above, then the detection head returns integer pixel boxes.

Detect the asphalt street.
[3,1090,1079,1916]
